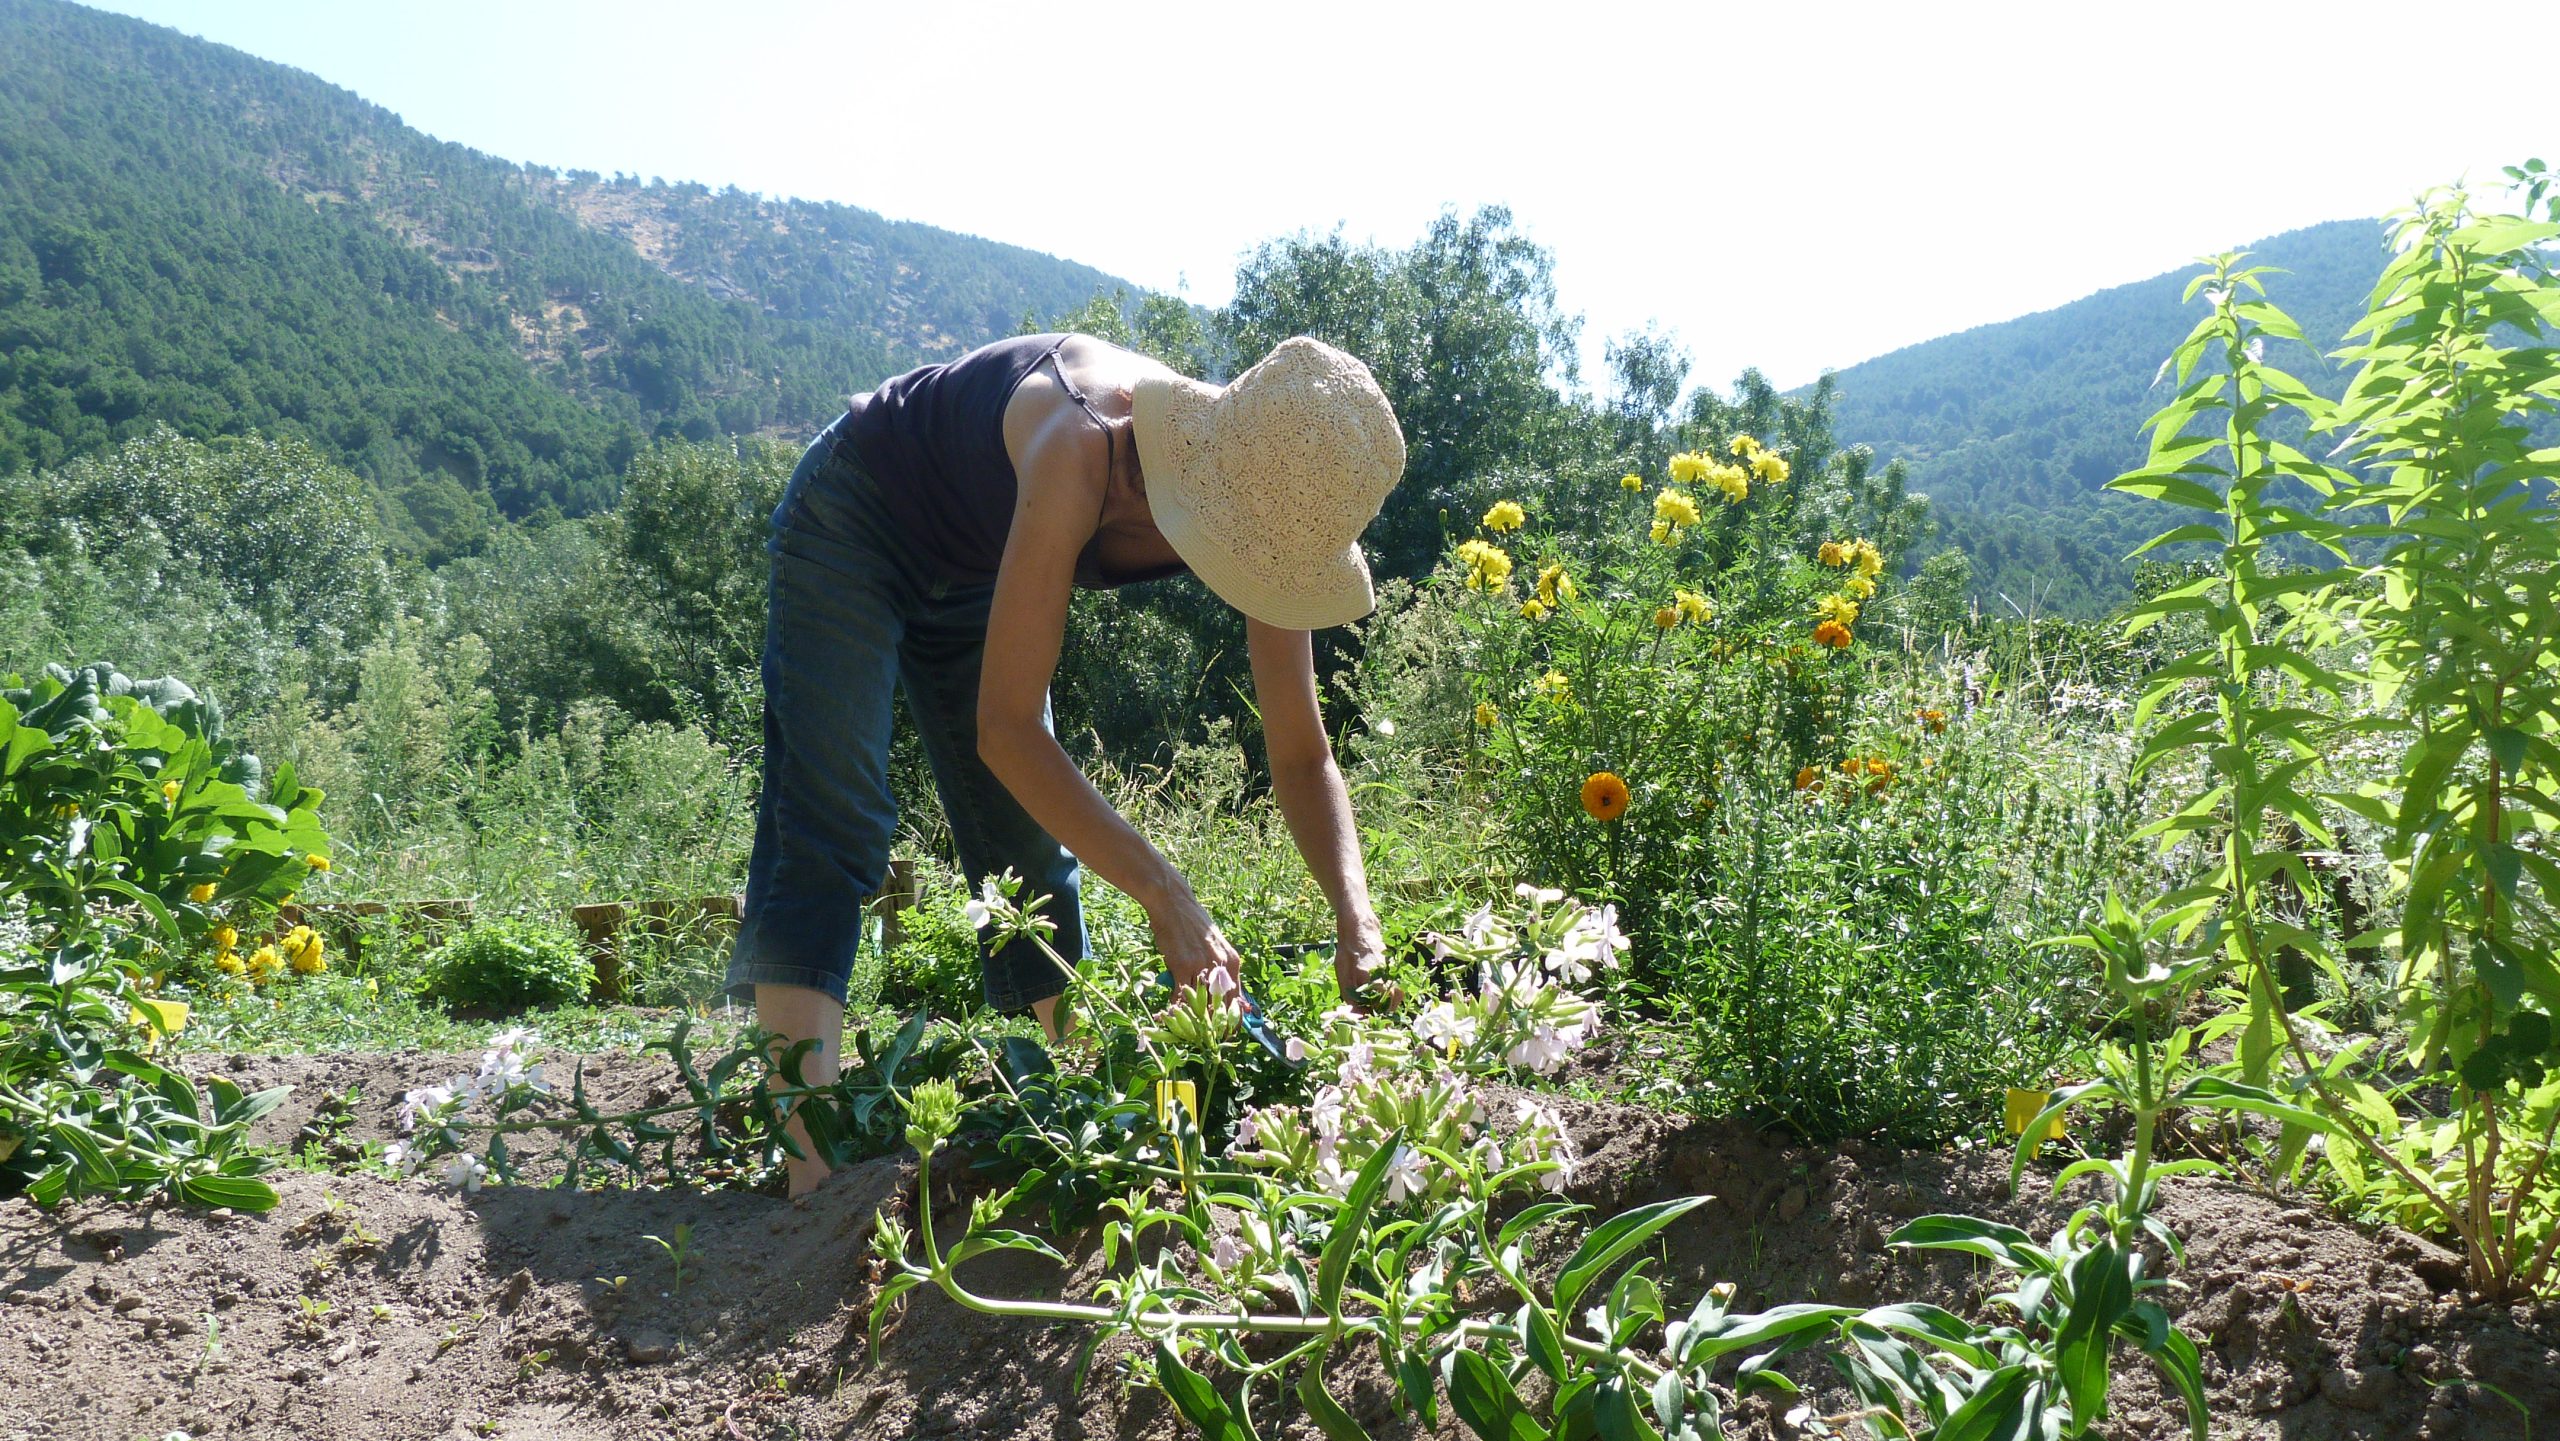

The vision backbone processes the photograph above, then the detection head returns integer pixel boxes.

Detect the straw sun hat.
[1132,337,1407,630]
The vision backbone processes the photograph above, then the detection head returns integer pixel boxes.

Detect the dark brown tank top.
[838,333,1188,590]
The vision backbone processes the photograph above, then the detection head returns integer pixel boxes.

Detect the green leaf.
[1554,1195,1711,1321]
[1296,1353,1372,1441]
[180,1174,279,1211]
[2056,1241,2132,1420]
[1155,1341,1255,1441]
[2170,1076,2332,1134]
[1523,1302,1568,1383]
[867,1273,924,1357]
[1317,1128,1401,1314]
[1888,1214,2036,1268]
[1934,1366,2035,1441]
[2144,1323,2211,1441]
[1593,1374,1661,1441]
[1448,1349,1544,1441]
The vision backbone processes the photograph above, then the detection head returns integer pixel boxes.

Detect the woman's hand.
[1333,909,1390,1007]
[1149,883,1244,996]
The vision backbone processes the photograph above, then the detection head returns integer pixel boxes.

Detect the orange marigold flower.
[1813,620,1853,649]
[1793,765,1818,791]
[1919,708,1948,734]
[1580,771,1630,822]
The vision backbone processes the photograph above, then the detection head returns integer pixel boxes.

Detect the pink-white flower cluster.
[1222,889,1609,1211]
[384,1029,550,1187]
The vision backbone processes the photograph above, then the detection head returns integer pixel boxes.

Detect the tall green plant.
[2317,179,2560,1297]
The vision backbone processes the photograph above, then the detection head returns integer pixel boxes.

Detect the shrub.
[431,918,592,1011]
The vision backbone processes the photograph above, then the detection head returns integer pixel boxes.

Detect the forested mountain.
[1819,219,2389,614]
[0,0,1128,556]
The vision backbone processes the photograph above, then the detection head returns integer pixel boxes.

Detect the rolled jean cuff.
[723,957,850,1008]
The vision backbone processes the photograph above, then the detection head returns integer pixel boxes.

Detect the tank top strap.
[1041,339,1119,515]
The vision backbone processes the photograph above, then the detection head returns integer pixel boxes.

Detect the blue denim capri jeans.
[723,424,1085,1012]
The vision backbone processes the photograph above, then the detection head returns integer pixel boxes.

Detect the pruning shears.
[1156,969,1297,1066]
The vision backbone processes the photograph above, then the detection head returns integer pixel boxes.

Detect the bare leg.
[1031,995,1074,1044]
[756,982,843,1198]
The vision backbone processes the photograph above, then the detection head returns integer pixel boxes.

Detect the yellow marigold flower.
[1844,574,1877,600]
[1818,541,1849,568]
[215,950,246,977]
[1751,452,1789,484]
[211,925,237,951]
[1620,473,1644,492]
[1653,488,1702,530]
[1654,606,1679,629]
[1521,598,1548,621]
[1851,539,1884,579]
[1455,539,1514,591]
[1535,669,1571,701]
[1536,562,1575,607]
[187,882,217,904]
[306,853,331,874]
[1813,620,1854,650]
[161,779,181,805]
[1648,519,1671,544]
[1675,589,1713,624]
[290,939,327,976]
[1711,465,1749,504]
[246,945,282,982]
[1474,702,1499,728]
[1580,771,1630,822]
[1667,451,1709,484]
[1814,594,1861,627]
[1483,499,1526,533]
[1728,434,1761,458]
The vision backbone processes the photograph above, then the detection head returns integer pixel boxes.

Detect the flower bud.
[902,1077,963,1152]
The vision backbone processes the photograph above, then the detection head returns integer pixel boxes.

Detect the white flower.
[443,1154,488,1194]
[1506,1022,1571,1075]
[1412,1002,1478,1052]
[1283,1036,1309,1063]
[1210,1234,1244,1270]
[1549,903,1629,977]
[397,1080,462,1134]
[1513,883,1565,908]
[964,876,1012,931]
[1339,1041,1377,1086]
[1384,1145,1428,1204]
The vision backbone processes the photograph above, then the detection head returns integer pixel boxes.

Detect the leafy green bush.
[1,661,330,1209]
[877,883,985,1017]
[430,918,592,1012]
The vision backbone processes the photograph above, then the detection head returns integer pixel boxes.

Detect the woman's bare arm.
[976,400,1242,991]
[1248,619,1384,993]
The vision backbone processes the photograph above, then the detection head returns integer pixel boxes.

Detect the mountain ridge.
[1809,217,2390,612]
[0,0,1136,554]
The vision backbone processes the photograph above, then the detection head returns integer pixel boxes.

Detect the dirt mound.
[2,1051,2554,1440]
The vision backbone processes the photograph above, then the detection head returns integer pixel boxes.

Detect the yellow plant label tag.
[2005,1087,2063,1144]
[1155,1079,1198,1131]
[130,998,190,1042]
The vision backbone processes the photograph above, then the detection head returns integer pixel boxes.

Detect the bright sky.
[83,0,2546,393]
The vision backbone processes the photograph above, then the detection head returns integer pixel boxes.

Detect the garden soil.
[3,1048,2555,1440]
